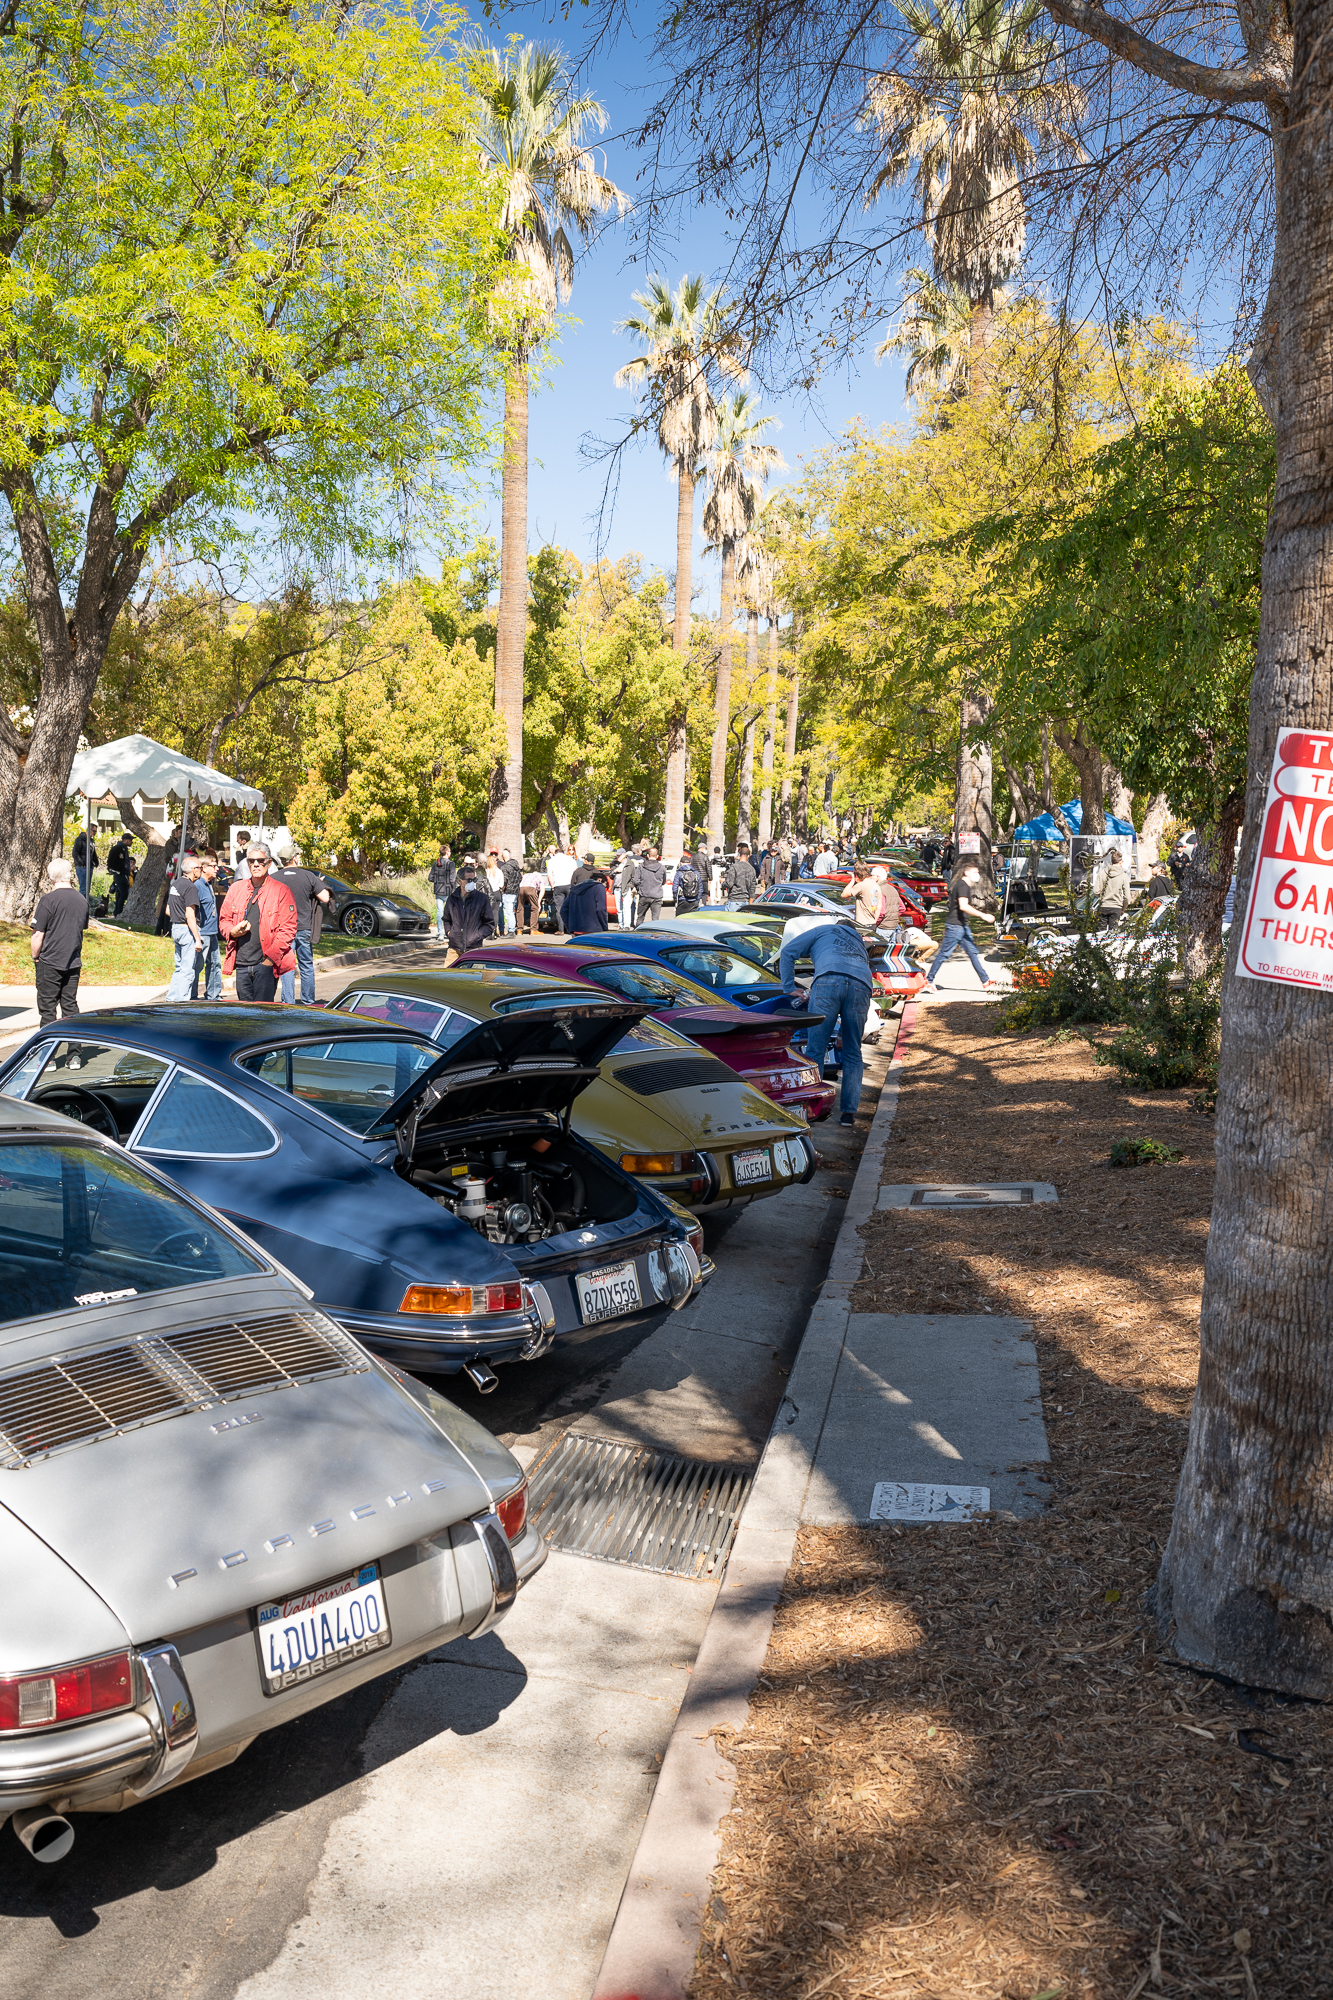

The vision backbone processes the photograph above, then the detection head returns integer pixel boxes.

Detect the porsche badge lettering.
[212,1411,263,1435]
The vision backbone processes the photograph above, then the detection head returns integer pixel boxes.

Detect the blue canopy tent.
[1011,800,1135,843]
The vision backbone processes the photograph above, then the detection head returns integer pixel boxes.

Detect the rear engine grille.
[527,1432,753,1579]
[616,1056,736,1097]
[0,1312,367,1470]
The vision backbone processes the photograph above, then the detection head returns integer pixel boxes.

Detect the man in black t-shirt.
[274,857,332,1004]
[920,861,998,999]
[166,855,204,998]
[30,859,90,1025]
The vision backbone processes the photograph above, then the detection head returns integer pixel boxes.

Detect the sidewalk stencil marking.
[869,1481,990,1521]
[878,1182,1058,1209]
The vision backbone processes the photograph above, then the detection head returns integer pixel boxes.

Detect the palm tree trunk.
[758,614,778,843]
[663,463,693,860]
[487,357,528,854]
[738,712,755,847]
[707,540,735,845]
[968,285,995,403]
[779,669,800,837]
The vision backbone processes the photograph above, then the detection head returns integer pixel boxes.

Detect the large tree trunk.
[1154,7,1333,1697]
[1139,791,1171,870]
[758,614,778,843]
[663,463,694,863]
[117,796,173,928]
[1177,794,1244,980]
[796,759,809,840]
[737,607,760,845]
[967,285,994,403]
[1104,762,1134,825]
[486,358,528,856]
[779,669,800,837]
[1053,722,1106,835]
[956,689,995,870]
[707,541,735,845]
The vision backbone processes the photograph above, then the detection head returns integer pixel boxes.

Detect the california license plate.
[255,1563,391,1695]
[733,1147,773,1185]
[577,1258,642,1324]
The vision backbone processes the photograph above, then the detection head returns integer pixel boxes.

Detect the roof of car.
[20,1004,430,1063]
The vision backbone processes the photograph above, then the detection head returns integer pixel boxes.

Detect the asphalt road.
[0,943,887,1998]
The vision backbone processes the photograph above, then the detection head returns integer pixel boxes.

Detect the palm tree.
[475,42,630,854]
[878,266,982,399]
[616,275,740,859]
[865,0,1079,396]
[702,393,783,847]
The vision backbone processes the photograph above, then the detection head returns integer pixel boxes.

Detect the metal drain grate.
[527,1432,753,1580]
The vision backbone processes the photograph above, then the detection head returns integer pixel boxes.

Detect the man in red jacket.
[218,843,298,1002]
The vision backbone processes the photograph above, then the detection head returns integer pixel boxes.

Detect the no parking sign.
[1240,728,1333,989]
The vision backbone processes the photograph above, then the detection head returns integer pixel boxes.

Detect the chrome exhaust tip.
[464,1361,499,1393]
[12,1806,74,1864]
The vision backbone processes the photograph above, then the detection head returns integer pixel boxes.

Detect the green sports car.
[327,964,818,1217]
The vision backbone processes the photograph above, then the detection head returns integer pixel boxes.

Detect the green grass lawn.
[0,919,173,986]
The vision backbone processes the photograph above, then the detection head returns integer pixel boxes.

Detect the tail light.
[0,1653,133,1733]
[496,1484,527,1540]
[618,1151,702,1176]
[401,1282,524,1316]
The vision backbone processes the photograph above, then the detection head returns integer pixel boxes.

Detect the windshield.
[238,1037,440,1133]
[0,1140,261,1325]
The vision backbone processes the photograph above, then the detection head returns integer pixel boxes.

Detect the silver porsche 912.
[0,1094,544,1864]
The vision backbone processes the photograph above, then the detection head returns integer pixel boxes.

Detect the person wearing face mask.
[918,861,1000,999]
[442,862,496,963]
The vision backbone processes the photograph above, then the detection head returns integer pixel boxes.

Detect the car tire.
[342,904,379,939]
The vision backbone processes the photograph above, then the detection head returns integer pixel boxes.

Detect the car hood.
[373,1000,650,1156]
[0,1280,497,1637]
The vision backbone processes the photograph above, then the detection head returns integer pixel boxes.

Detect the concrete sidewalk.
[0,983,168,1045]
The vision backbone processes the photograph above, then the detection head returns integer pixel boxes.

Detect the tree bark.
[956,690,995,869]
[1154,0,1333,1697]
[663,463,694,863]
[486,357,528,856]
[968,286,994,402]
[796,759,809,840]
[779,669,800,837]
[116,796,173,929]
[758,614,779,843]
[1139,791,1171,869]
[707,540,735,845]
[738,711,755,846]
[1178,794,1244,979]
[1053,722,1107,835]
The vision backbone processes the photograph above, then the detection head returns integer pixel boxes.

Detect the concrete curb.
[591,1001,919,2000]
[314,936,446,972]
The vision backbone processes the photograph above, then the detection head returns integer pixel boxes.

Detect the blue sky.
[460,4,913,616]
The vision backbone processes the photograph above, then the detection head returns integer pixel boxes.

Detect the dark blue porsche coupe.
[0,1005,704,1388]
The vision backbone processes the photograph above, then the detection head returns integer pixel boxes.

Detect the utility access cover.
[869,1481,990,1522]
[527,1431,753,1580]
[878,1182,1058,1209]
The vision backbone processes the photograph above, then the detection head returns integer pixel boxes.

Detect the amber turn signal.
[618,1151,701,1176]
[401,1285,473,1315]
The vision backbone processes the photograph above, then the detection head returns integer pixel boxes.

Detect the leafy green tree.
[0,0,500,920]
[290,589,504,871]
[474,40,629,855]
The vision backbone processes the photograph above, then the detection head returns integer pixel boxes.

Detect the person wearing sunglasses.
[217,843,298,1002]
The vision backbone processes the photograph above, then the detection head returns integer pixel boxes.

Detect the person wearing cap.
[218,843,298,1002]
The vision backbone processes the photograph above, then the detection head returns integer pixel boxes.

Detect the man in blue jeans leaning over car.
[778,915,875,1127]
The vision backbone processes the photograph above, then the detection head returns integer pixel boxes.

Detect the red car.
[461,941,838,1122]
[865,852,949,907]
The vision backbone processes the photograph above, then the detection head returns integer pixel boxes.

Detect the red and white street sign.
[1239,728,1333,990]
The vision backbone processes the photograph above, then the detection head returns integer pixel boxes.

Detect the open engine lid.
[369,1000,650,1156]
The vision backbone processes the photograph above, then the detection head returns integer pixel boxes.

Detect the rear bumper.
[0,1710,158,1813]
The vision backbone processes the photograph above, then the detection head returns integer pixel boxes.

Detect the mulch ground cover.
[691,1003,1333,2000]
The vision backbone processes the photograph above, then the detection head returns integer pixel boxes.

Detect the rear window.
[238,1037,440,1134]
[658,946,778,986]
[0,1140,261,1324]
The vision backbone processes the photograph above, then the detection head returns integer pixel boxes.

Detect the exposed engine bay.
[408,1129,637,1246]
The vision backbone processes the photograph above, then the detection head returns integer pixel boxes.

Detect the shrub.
[997,934,1127,1031]
[1109,1138,1184,1168]
[1093,967,1220,1093]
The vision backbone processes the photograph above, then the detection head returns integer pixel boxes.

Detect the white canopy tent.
[66,734,266,879]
